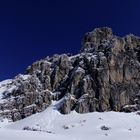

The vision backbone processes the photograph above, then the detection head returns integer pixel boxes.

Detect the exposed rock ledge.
[0,27,140,121]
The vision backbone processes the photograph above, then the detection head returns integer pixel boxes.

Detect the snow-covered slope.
[0,102,140,140]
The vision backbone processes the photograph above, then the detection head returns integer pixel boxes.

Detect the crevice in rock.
[137,49,140,62]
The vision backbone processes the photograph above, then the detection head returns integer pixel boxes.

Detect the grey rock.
[101,125,111,131]
[59,93,77,114]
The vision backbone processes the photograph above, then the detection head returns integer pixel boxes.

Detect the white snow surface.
[0,79,14,101]
[17,74,31,80]
[0,101,140,140]
[0,79,12,86]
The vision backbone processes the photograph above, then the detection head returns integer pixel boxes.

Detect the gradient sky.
[0,0,140,81]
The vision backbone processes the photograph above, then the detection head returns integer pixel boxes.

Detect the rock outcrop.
[0,27,140,121]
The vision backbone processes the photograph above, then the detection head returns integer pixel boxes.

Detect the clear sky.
[0,0,140,81]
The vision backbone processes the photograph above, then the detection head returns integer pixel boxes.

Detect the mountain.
[0,27,140,122]
[1,102,140,140]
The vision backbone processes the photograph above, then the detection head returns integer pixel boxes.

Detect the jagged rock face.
[0,27,140,121]
[0,75,52,121]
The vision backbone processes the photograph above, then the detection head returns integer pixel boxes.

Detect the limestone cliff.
[0,27,140,121]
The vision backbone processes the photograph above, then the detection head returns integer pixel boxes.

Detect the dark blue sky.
[0,0,140,81]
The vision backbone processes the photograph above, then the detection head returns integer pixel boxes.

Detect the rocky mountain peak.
[81,27,113,53]
[0,27,140,121]
[81,27,140,55]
